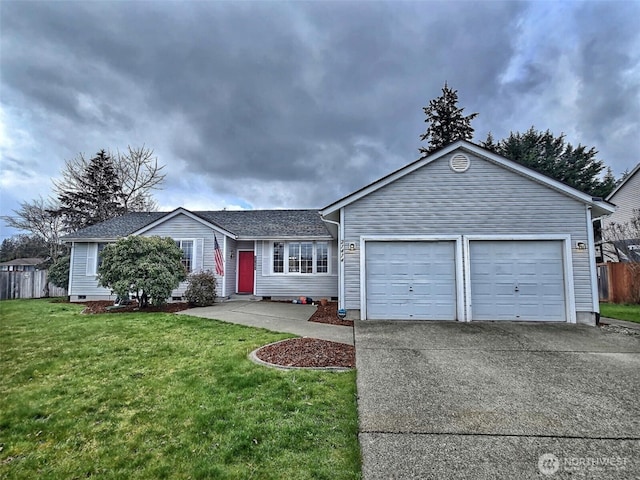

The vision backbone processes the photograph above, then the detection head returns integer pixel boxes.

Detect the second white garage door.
[365,241,457,320]
[469,240,566,321]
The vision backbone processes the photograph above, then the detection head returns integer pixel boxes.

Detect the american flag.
[214,235,224,276]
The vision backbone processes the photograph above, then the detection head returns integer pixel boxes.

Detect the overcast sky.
[1,0,639,239]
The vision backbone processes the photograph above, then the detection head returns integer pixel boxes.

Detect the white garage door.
[470,240,566,321]
[365,241,457,320]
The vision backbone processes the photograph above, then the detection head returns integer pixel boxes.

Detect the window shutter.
[195,238,204,271]
[86,243,97,276]
[262,241,270,276]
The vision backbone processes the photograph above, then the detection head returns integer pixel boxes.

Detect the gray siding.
[343,151,593,313]
[69,213,231,300]
[255,240,338,298]
[225,237,238,296]
[143,213,226,297]
[69,242,116,300]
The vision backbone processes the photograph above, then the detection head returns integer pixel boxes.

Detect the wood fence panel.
[597,262,640,304]
[0,271,67,300]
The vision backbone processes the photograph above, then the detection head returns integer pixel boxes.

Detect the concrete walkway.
[601,316,640,330]
[178,300,355,345]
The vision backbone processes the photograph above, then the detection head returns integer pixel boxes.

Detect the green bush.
[98,236,186,307]
[48,255,70,289]
[184,270,217,306]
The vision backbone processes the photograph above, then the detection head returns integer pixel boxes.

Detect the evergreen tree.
[55,150,125,232]
[487,127,613,197]
[592,167,617,199]
[419,82,478,156]
[0,234,50,262]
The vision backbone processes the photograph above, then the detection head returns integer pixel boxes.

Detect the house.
[0,257,45,272]
[62,209,338,302]
[600,162,640,262]
[319,141,613,325]
[64,140,614,325]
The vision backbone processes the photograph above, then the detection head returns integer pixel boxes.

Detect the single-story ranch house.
[63,141,615,325]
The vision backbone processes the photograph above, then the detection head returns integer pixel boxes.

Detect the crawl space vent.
[449,153,470,173]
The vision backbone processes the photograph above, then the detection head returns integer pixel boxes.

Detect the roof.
[61,209,331,241]
[320,140,616,218]
[0,257,45,267]
[606,162,640,201]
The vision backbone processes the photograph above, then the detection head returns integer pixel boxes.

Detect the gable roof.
[61,209,332,242]
[606,162,640,201]
[320,140,616,218]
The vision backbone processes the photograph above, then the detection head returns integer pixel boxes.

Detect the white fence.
[0,270,67,300]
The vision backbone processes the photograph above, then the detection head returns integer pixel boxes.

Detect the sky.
[1,0,639,240]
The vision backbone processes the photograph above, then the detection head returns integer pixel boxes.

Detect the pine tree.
[56,150,125,231]
[490,127,614,197]
[592,167,617,199]
[419,82,478,156]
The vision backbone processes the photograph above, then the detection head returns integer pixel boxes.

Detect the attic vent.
[449,153,470,173]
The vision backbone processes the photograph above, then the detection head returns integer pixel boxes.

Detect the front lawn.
[600,303,640,323]
[0,299,361,479]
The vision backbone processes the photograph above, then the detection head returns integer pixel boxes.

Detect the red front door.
[238,251,254,294]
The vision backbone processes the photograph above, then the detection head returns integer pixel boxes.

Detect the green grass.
[0,299,361,479]
[600,303,640,323]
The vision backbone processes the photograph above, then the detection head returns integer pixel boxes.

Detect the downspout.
[320,213,345,311]
[586,206,600,322]
[221,235,226,299]
[67,242,75,299]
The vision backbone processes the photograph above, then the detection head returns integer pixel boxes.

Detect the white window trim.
[175,238,197,273]
[270,240,331,275]
[86,242,109,276]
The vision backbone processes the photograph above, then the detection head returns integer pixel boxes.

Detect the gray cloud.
[1,0,638,240]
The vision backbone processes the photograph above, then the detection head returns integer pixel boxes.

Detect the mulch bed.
[255,338,355,368]
[308,302,353,327]
[81,300,191,314]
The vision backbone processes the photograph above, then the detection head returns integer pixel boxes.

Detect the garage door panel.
[366,241,456,320]
[470,240,566,322]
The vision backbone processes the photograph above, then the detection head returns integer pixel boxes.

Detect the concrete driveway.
[355,321,640,479]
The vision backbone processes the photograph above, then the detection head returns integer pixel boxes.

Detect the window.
[175,240,194,272]
[97,243,108,271]
[316,242,328,273]
[273,242,284,273]
[273,241,330,274]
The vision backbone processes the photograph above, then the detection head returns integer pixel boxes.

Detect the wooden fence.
[597,262,640,304]
[0,270,67,300]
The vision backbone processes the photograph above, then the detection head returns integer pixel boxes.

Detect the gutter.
[320,213,345,311]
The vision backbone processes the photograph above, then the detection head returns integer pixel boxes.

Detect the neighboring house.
[0,258,45,272]
[64,140,614,325]
[600,162,640,262]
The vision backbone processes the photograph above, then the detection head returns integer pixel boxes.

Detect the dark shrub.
[184,270,217,306]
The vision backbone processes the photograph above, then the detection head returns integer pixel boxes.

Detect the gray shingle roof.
[62,209,331,240]
[61,212,167,240]
[0,257,46,267]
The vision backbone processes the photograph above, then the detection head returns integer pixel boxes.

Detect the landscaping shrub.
[184,270,217,306]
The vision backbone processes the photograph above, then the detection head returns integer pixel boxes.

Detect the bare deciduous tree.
[114,145,165,212]
[601,209,640,303]
[1,197,65,261]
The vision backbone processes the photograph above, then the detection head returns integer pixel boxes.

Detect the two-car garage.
[363,237,571,322]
